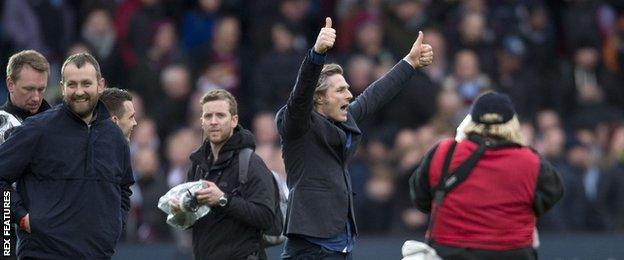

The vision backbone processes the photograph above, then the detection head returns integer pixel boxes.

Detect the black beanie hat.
[470,92,516,125]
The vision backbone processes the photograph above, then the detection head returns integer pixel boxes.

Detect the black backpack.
[238,148,286,247]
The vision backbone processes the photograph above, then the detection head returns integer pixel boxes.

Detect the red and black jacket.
[410,135,563,250]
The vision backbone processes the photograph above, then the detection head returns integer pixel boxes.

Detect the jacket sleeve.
[9,187,27,225]
[533,157,564,217]
[120,143,135,232]
[409,143,440,214]
[349,60,417,124]
[220,155,276,230]
[0,122,41,223]
[276,49,325,141]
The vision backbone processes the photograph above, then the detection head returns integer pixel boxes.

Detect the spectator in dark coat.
[0,49,51,260]
[81,8,126,89]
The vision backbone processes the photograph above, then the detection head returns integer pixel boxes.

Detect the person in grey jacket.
[276,17,433,259]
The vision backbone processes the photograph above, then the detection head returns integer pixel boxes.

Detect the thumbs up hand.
[404,31,434,69]
[313,17,336,54]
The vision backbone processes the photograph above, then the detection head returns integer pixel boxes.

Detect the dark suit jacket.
[276,50,417,238]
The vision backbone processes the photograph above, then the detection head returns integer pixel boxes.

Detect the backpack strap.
[238,148,254,184]
[237,147,286,247]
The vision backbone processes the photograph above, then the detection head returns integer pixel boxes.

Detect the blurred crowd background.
[1,0,624,255]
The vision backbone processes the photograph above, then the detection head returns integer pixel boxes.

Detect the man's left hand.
[195,180,225,206]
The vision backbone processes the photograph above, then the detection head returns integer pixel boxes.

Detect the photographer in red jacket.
[410,92,563,259]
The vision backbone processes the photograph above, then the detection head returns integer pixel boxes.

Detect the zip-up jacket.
[0,101,134,259]
[186,126,276,260]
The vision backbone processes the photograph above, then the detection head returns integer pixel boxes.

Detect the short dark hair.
[6,50,50,81]
[199,89,238,116]
[100,88,133,117]
[61,52,102,82]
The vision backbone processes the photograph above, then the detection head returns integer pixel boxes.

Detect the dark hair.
[6,50,50,81]
[61,52,102,82]
[100,88,133,117]
[199,89,238,116]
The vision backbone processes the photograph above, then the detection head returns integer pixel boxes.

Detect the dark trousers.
[281,236,352,260]
[431,242,537,260]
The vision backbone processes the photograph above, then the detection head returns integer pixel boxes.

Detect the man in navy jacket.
[0,49,52,260]
[0,53,134,259]
[277,17,433,259]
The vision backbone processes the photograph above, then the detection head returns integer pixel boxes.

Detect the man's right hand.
[313,17,336,54]
[20,214,30,233]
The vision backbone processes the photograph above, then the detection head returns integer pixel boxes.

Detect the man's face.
[61,63,104,120]
[317,74,353,122]
[201,100,238,146]
[6,65,47,114]
[112,100,137,141]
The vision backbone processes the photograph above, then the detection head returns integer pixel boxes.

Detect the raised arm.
[349,31,434,123]
[276,18,335,140]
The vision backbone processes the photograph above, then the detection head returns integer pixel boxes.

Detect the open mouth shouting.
[340,104,348,113]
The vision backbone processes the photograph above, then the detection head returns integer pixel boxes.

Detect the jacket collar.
[189,143,237,173]
[1,94,51,121]
[339,114,362,135]
[313,110,362,135]
[189,125,255,172]
[61,100,111,125]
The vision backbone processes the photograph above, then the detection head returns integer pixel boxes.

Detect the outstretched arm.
[277,18,336,140]
[350,31,434,123]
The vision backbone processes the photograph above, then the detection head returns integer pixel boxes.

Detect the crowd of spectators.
[1,0,624,251]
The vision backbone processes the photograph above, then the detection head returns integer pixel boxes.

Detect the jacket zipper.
[85,124,91,177]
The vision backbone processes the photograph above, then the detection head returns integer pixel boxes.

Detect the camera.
[180,189,200,212]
